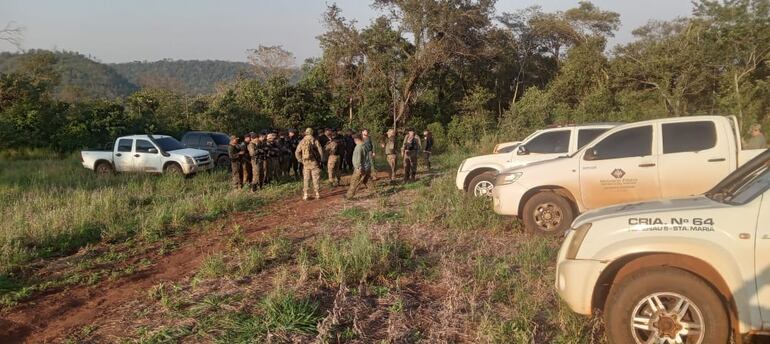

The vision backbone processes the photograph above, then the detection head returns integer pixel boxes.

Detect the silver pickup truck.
[80,135,213,176]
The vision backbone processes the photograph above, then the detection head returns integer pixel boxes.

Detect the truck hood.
[168,148,210,158]
[574,195,728,227]
[461,153,512,171]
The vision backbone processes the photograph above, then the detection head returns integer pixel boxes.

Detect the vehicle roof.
[183,131,228,135]
[539,122,621,131]
[118,134,171,140]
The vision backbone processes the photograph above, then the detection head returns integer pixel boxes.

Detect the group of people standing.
[227,127,435,201]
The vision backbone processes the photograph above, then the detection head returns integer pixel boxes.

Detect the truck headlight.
[185,156,195,165]
[496,172,522,186]
[566,223,592,259]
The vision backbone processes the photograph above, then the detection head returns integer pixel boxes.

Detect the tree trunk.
[733,72,743,124]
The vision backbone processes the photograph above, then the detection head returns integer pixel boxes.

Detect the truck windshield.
[154,137,186,151]
[706,150,770,204]
[212,133,230,145]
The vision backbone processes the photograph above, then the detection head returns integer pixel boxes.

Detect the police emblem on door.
[611,168,625,179]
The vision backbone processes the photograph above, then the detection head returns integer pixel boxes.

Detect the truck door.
[579,125,661,209]
[134,139,162,173]
[756,193,770,329]
[658,121,731,198]
[114,139,134,172]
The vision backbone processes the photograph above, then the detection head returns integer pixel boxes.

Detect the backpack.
[300,138,321,162]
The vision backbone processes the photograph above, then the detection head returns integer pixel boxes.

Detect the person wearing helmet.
[295,128,324,200]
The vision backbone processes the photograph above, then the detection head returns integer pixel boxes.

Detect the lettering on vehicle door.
[627,217,715,232]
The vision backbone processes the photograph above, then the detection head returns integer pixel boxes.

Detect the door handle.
[708,158,726,162]
[638,163,656,167]
[134,154,140,158]
[115,153,122,157]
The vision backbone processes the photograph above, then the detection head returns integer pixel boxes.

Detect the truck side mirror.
[148,148,158,154]
[206,141,214,147]
[584,148,598,161]
[517,145,529,156]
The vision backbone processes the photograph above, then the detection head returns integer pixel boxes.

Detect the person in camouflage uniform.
[228,135,244,189]
[255,132,269,186]
[401,128,422,182]
[248,132,265,191]
[382,128,398,181]
[295,128,324,200]
[324,130,342,187]
[240,134,253,188]
[287,128,301,178]
[346,133,371,199]
[266,133,281,183]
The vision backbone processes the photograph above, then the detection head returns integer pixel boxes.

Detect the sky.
[0,0,694,64]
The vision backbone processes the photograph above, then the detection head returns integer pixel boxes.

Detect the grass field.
[0,147,606,343]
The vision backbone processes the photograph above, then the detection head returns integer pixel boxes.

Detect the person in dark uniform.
[228,135,244,189]
[287,128,302,178]
[255,132,269,187]
[266,133,281,182]
[341,129,355,173]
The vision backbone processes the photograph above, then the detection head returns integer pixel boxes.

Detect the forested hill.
[110,59,257,94]
[0,50,139,100]
[0,50,285,98]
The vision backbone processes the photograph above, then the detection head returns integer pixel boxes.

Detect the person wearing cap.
[295,128,324,200]
[744,123,767,149]
[228,135,244,189]
[266,133,280,182]
[247,132,262,191]
[240,134,253,188]
[255,132,269,187]
[287,128,301,178]
[381,128,398,181]
[324,129,343,187]
[401,128,422,182]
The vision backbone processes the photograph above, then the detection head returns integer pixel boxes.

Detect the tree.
[246,45,296,80]
[0,22,24,50]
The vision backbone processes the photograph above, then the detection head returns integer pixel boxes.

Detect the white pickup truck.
[492,115,764,234]
[456,123,617,197]
[556,150,770,343]
[80,135,214,176]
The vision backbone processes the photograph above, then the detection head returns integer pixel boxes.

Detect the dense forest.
[1,0,769,153]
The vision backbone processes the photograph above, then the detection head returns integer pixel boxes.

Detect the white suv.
[456,124,617,197]
[556,150,770,343]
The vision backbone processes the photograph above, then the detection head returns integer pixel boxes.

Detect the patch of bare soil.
[0,176,372,344]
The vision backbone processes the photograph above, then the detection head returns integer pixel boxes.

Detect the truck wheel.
[216,155,229,168]
[467,172,496,197]
[522,192,573,235]
[95,162,113,177]
[605,267,728,344]
[164,163,183,176]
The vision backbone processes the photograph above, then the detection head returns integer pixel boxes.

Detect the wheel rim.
[473,181,494,197]
[97,165,110,175]
[630,292,705,344]
[532,202,563,231]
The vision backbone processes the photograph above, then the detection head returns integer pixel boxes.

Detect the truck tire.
[164,163,183,176]
[467,172,496,197]
[95,162,114,177]
[605,267,728,344]
[216,154,229,168]
[522,192,573,235]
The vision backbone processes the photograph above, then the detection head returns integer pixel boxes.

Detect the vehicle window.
[182,133,201,146]
[154,137,186,151]
[577,129,608,149]
[498,144,519,153]
[525,130,570,154]
[117,139,133,152]
[662,121,717,154]
[588,126,652,160]
[135,139,157,154]
[212,133,230,145]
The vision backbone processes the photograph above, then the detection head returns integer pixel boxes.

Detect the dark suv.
[181,131,231,167]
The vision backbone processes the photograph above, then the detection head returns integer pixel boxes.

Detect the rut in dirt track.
[0,184,352,344]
